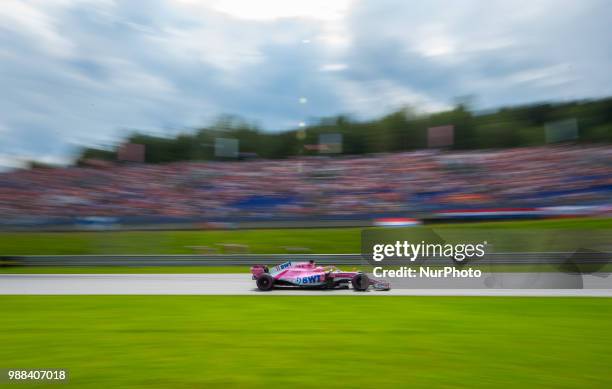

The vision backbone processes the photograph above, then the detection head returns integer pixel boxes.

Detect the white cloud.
[0,0,610,166]
[410,24,457,58]
[185,0,354,21]
[0,0,74,57]
[151,26,265,74]
[505,64,577,87]
[334,78,450,117]
[320,63,348,72]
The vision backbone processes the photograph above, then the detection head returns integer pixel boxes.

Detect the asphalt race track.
[1,273,611,296]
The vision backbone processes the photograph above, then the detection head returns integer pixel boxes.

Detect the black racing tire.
[256,274,275,291]
[351,273,369,291]
[325,275,335,289]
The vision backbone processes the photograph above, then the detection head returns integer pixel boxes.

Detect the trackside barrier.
[3,253,610,267]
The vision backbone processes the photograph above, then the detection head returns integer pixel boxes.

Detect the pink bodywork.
[251,261,358,286]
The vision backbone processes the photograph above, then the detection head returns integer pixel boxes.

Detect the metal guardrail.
[9,254,356,267]
[2,252,610,267]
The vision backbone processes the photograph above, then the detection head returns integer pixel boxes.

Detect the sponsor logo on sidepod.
[272,261,292,273]
[296,275,322,284]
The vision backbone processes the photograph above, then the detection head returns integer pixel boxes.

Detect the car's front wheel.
[256,274,275,291]
[351,273,369,291]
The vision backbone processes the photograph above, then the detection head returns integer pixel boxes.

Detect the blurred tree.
[76,97,612,163]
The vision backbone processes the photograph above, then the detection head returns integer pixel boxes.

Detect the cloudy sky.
[1,0,611,167]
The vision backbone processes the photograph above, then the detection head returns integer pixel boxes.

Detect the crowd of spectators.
[0,145,610,221]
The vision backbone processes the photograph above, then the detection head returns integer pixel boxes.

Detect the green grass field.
[1,217,609,274]
[1,296,611,388]
[1,217,610,256]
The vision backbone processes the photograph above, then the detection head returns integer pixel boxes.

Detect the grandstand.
[0,145,610,228]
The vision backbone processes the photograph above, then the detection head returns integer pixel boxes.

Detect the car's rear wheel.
[256,274,275,291]
[351,273,369,291]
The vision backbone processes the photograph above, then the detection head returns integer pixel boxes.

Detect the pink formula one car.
[251,260,390,291]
